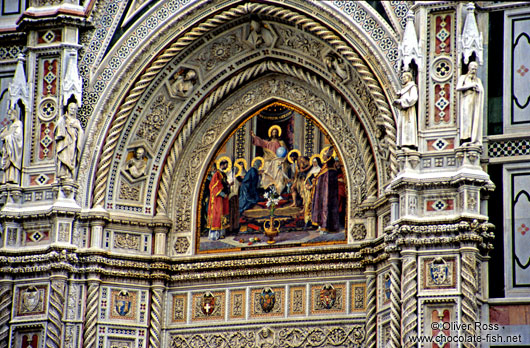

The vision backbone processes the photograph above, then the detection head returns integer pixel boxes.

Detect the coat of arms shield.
[115,290,132,316]
[430,258,449,285]
[319,284,336,309]
[201,292,216,315]
[259,287,276,313]
[21,286,40,313]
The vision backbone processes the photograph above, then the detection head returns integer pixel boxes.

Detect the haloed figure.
[207,159,231,240]
[311,147,340,233]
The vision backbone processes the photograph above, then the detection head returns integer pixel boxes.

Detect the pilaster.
[390,2,495,347]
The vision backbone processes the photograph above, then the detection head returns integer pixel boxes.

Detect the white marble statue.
[170,69,197,98]
[126,147,147,179]
[246,19,273,48]
[55,102,84,180]
[457,61,483,145]
[0,108,23,184]
[394,72,418,149]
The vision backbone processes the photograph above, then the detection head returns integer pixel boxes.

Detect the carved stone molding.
[169,325,365,348]
[86,1,397,210]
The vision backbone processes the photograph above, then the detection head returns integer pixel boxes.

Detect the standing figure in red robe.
[207,158,231,240]
[311,147,340,233]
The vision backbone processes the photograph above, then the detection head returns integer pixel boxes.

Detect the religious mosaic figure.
[126,147,147,178]
[394,71,418,149]
[251,126,289,193]
[311,147,340,233]
[207,157,231,240]
[250,126,286,159]
[457,61,484,145]
[198,104,348,252]
[55,102,84,180]
[0,107,23,184]
[239,158,262,213]
[303,155,322,228]
[288,151,310,207]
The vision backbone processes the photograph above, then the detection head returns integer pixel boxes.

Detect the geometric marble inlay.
[436,28,450,42]
[427,138,455,151]
[488,138,530,158]
[26,230,49,243]
[426,199,454,212]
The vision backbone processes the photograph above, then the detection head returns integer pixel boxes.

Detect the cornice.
[17,7,90,30]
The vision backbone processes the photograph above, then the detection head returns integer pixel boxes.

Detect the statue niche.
[197,102,348,253]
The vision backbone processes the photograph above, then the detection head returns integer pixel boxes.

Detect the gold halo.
[287,149,301,164]
[234,159,247,177]
[235,158,248,171]
[216,156,232,173]
[310,154,321,165]
[234,163,243,177]
[320,146,337,160]
[267,125,282,138]
[251,156,265,170]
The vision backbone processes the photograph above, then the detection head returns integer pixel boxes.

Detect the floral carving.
[114,232,141,250]
[277,27,325,60]
[135,95,174,143]
[174,237,190,254]
[195,34,244,71]
[119,180,140,201]
[351,224,367,240]
[169,325,364,348]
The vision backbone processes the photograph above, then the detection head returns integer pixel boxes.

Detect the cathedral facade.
[0,0,529,347]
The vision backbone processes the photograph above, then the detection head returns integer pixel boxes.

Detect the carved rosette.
[351,224,367,240]
[174,237,190,254]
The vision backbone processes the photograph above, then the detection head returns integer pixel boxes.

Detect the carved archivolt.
[89,1,397,209]
[167,74,372,235]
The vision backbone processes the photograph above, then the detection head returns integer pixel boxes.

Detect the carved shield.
[201,292,215,315]
[259,288,275,313]
[319,284,336,309]
[430,259,449,285]
[384,274,391,300]
[115,290,132,316]
[22,287,40,313]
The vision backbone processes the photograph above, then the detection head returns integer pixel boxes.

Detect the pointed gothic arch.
[79,0,401,256]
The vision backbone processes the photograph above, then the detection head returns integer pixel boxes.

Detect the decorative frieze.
[169,324,365,348]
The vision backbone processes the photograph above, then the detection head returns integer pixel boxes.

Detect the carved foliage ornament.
[169,325,365,348]
[135,95,174,143]
[351,224,367,240]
